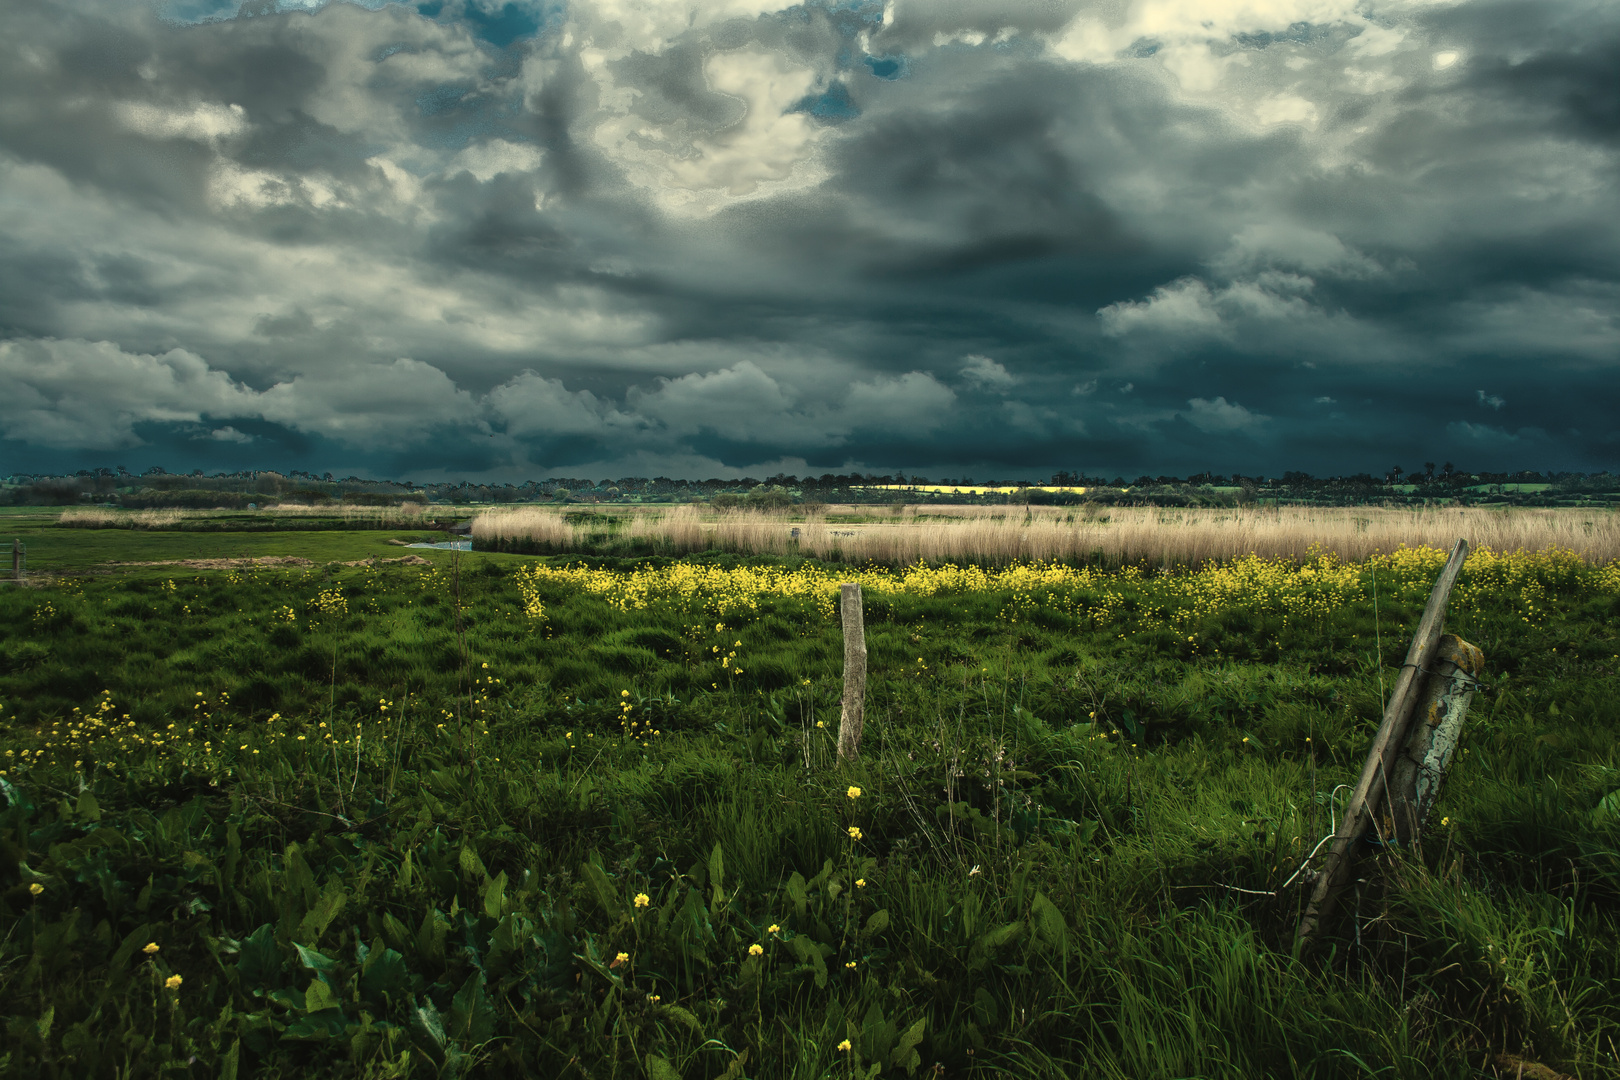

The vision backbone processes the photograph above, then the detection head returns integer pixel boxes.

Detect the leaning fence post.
[1297,537,1470,949]
[836,583,867,762]
[11,539,22,581]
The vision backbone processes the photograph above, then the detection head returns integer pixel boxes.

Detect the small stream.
[406,540,472,551]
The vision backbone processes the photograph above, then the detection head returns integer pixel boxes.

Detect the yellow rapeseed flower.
[847,826,863,841]
[615,952,630,963]
[165,974,182,989]
[143,942,160,954]
[634,893,651,908]
[29,883,43,896]
[838,1040,852,1052]
[768,924,780,933]
[845,961,856,969]
[846,785,862,799]
[855,878,866,888]
[748,944,764,956]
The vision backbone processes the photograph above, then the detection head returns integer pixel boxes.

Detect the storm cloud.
[1,0,1616,479]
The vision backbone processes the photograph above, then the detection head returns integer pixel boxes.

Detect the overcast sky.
[2,0,1617,481]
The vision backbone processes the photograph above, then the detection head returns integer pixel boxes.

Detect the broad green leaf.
[785,872,808,916]
[894,1017,927,1075]
[646,1053,682,1080]
[708,842,725,894]
[978,920,1024,952]
[716,1049,749,1080]
[482,870,507,919]
[450,972,496,1046]
[295,942,337,973]
[304,977,338,1013]
[74,790,101,823]
[863,909,891,937]
[459,843,488,882]
[410,1000,448,1068]
[360,943,407,1002]
[283,1008,349,1041]
[581,860,623,919]
[295,880,346,946]
[416,908,447,965]
[218,1040,241,1080]
[657,1004,703,1034]
[1030,891,1068,953]
[237,923,280,989]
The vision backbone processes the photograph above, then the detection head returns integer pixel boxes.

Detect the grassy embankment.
[1,513,1618,1078]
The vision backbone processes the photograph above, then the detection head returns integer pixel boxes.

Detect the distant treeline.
[2,465,1617,509]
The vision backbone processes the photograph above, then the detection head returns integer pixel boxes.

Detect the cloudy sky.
[2,0,1617,481]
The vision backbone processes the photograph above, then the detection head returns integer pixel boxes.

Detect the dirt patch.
[104,556,315,569]
[339,555,431,567]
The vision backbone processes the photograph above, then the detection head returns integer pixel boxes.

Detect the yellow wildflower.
[838,1040,852,1052]
[143,942,160,954]
[29,883,43,896]
[846,785,862,800]
[634,893,651,908]
[847,826,863,841]
[164,974,182,989]
[748,944,764,956]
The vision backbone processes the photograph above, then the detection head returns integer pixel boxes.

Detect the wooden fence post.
[836,583,867,762]
[11,539,21,581]
[1297,538,1470,949]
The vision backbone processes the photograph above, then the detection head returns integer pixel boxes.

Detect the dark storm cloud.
[0,0,1617,481]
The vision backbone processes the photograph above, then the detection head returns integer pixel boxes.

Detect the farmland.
[1,508,1619,1078]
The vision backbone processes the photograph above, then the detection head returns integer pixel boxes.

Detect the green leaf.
[646,1053,682,1080]
[863,909,891,937]
[482,870,507,919]
[708,842,725,894]
[656,1004,704,1035]
[295,879,346,946]
[893,1017,927,1075]
[785,872,808,916]
[360,941,407,1003]
[283,1008,349,1041]
[449,972,496,1046]
[218,1039,241,1080]
[416,908,448,965]
[978,920,1024,952]
[1593,788,1620,825]
[237,923,280,989]
[294,942,338,973]
[74,790,101,823]
[716,1049,749,1080]
[458,843,488,882]
[1030,891,1068,953]
[410,1000,448,1067]
[304,977,338,1013]
[581,860,623,920]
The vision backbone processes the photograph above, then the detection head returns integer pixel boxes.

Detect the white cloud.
[117,100,246,142]
[452,139,545,182]
[1098,278,1224,337]
[1476,390,1505,410]
[207,425,254,443]
[257,358,483,446]
[1184,395,1267,434]
[842,372,957,436]
[959,354,1019,392]
[0,338,259,450]
[487,372,621,438]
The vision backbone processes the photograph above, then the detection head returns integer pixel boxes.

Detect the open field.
[474,504,1620,567]
[1,518,1619,1078]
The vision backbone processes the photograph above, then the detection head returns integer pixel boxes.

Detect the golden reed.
[473,504,1620,567]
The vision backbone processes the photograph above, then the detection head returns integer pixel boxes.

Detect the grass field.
[2,514,1619,1078]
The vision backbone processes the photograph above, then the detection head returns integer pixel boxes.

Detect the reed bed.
[472,504,1620,566]
[58,503,429,529]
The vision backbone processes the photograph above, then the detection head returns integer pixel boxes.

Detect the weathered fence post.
[11,539,22,581]
[1297,537,1470,949]
[836,582,867,762]
[1387,634,1484,844]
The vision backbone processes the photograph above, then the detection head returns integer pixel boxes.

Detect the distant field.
[2,517,1618,1078]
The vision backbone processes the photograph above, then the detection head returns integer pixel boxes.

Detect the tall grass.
[473,504,1620,566]
[58,504,429,529]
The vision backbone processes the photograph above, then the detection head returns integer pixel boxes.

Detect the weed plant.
[0,548,1618,1078]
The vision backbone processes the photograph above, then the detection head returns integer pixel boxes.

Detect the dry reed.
[472,504,1620,567]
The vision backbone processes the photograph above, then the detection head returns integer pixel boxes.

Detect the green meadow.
[1,519,1618,1079]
